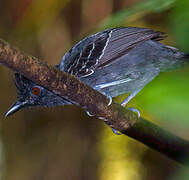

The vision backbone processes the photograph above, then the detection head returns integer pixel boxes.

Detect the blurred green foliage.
[101,0,176,28]
[171,0,189,51]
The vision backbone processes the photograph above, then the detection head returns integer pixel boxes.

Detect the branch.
[0,38,189,165]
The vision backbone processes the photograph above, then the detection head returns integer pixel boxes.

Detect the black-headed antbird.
[6,27,189,118]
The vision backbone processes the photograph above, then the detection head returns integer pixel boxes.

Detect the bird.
[5,27,189,120]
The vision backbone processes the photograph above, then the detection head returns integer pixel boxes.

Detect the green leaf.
[100,0,176,28]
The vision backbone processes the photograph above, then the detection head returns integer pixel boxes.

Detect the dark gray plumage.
[6,27,189,117]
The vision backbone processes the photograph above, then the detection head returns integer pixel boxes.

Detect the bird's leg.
[121,88,143,107]
[121,88,143,118]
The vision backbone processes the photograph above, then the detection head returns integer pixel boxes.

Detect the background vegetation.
[0,0,189,179]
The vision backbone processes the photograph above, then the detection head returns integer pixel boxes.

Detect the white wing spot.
[80,69,94,78]
[94,78,132,89]
[95,30,112,66]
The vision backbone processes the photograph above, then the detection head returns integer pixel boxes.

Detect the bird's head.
[5,73,71,117]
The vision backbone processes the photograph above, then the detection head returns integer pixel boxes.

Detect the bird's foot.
[121,94,140,118]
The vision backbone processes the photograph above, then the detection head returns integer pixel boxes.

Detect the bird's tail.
[181,53,189,65]
[159,49,189,72]
[183,53,189,59]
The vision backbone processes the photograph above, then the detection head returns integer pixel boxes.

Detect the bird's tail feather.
[183,53,189,59]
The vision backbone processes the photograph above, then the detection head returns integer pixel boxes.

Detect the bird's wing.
[58,27,165,77]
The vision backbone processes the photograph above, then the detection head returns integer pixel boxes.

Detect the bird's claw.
[102,92,112,106]
[107,95,112,106]
[85,111,95,117]
[112,128,121,135]
[127,107,140,118]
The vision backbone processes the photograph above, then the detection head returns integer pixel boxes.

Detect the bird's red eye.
[31,87,40,95]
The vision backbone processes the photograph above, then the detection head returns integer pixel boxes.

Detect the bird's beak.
[5,101,27,118]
